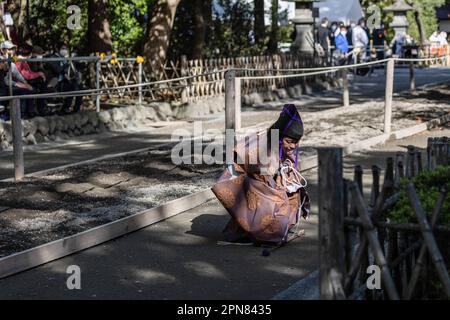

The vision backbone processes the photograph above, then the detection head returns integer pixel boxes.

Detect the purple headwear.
[270,104,304,168]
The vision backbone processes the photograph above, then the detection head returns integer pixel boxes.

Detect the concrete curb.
[0,188,214,279]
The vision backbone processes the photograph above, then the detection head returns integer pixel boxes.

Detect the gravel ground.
[0,83,449,258]
[0,147,223,257]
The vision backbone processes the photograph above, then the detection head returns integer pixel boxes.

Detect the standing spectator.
[329,21,339,47]
[347,21,356,47]
[333,25,349,66]
[335,25,349,54]
[317,18,330,57]
[391,33,405,57]
[438,31,448,46]
[2,7,19,45]
[352,18,369,61]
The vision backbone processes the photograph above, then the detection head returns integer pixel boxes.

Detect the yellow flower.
[110,58,117,65]
[136,55,144,64]
[111,52,117,58]
[99,52,106,60]
[12,55,18,63]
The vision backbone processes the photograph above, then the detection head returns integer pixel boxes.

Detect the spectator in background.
[329,21,339,46]
[2,8,19,45]
[0,54,38,119]
[317,18,330,57]
[47,44,82,114]
[392,33,405,57]
[1,41,27,84]
[16,44,48,115]
[335,25,349,54]
[438,31,448,46]
[347,21,356,47]
[333,25,349,66]
[352,18,369,61]
[429,31,439,43]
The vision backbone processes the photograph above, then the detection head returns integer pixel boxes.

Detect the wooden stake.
[342,68,350,107]
[11,98,24,181]
[384,58,395,134]
[350,182,400,300]
[405,183,450,299]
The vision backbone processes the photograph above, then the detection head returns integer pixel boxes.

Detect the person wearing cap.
[212,104,310,244]
[1,41,28,85]
[0,41,39,118]
[0,54,38,119]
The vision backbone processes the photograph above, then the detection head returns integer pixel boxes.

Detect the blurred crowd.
[315,17,450,68]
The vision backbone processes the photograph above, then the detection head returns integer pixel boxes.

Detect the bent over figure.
[212,104,310,244]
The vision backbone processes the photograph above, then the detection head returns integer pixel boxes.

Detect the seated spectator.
[47,44,82,114]
[0,55,37,119]
[16,44,48,115]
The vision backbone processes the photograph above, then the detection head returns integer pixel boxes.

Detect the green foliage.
[360,0,445,42]
[109,0,148,56]
[205,0,265,58]
[407,0,445,41]
[28,0,88,52]
[388,165,450,226]
[22,0,448,59]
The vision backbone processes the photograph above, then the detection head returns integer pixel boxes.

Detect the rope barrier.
[0,68,228,102]
[393,54,450,63]
[1,55,449,102]
[235,58,391,73]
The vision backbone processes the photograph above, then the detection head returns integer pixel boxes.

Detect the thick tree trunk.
[143,0,181,80]
[414,10,427,46]
[87,0,113,54]
[191,0,209,59]
[254,0,265,47]
[268,0,278,53]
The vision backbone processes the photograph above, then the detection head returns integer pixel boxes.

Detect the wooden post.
[406,183,450,299]
[95,58,100,112]
[318,148,345,300]
[180,55,188,103]
[409,62,415,91]
[225,69,241,131]
[11,98,24,181]
[342,68,350,107]
[384,58,395,134]
[138,61,143,106]
[370,165,381,207]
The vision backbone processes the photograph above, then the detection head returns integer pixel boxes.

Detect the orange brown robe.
[212,131,310,244]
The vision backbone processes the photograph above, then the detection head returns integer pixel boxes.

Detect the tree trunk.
[191,0,208,59]
[268,0,278,54]
[87,0,113,54]
[143,0,181,80]
[414,10,427,46]
[254,0,265,47]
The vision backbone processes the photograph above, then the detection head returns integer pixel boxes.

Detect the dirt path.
[0,126,448,299]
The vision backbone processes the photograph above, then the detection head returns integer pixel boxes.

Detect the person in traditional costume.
[212,104,310,244]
